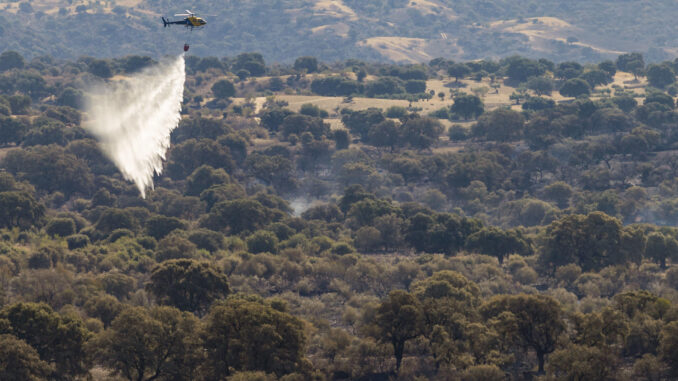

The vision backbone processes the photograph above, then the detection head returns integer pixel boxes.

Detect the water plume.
[84,55,185,198]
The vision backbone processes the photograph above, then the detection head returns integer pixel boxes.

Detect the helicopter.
[161,10,207,30]
[161,10,208,52]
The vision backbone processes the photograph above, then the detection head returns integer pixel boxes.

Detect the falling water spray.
[84,55,185,198]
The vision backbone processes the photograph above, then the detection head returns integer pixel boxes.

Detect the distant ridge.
[1,0,677,62]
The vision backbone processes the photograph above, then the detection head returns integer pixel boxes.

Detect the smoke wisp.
[85,55,185,198]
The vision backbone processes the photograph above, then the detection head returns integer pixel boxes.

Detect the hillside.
[4,43,678,379]
[2,0,678,62]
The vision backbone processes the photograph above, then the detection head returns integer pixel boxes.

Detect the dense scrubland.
[4,50,678,380]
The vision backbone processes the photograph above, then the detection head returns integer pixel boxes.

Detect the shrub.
[108,228,134,242]
[247,230,279,254]
[666,267,678,289]
[45,218,76,237]
[332,242,355,255]
[462,365,505,381]
[27,251,52,269]
[66,234,90,250]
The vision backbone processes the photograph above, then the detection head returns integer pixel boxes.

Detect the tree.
[84,294,124,328]
[617,52,645,79]
[661,321,678,377]
[647,64,675,88]
[188,229,225,252]
[402,116,443,150]
[542,212,626,271]
[211,79,236,99]
[404,79,426,94]
[88,59,113,78]
[522,96,555,111]
[0,334,52,380]
[480,294,564,373]
[121,55,155,73]
[451,94,484,120]
[22,119,70,146]
[268,76,284,91]
[172,116,233,144]
[0,191,45,230]
[598,60,617,77]
[155,233,198,261]
[341,108,385,140]
[311,77,361,96]
[543,181,573,208]
[299,103,328,118]
[2,145,94,196]
[365,76,405,97]
[526,76,554,95]
[245,153,296,191]
[18,2,33,13]
[411,271,480,342]
[12,72,48,99]
[202,297,307,377]
[581,69,612,87]
[281,114,329,139]
[260,108,294,132]
[472,108,525,141]
[0,116,28,145]
[185,165,230,196]
[645,91,675,108]
[95,208,139,234]
[555,61,583,80]
[145,215,186,240]
[644,232,678,269]
[233,52,266,76]
[95,306,200,381]
[56,87,83,109]
[633,354,666,381]
[465,227,531,264]
[347,197,396,227]
[166,138,235,179]
[220,133,248,164]
[293,56,318,73]
[100,272,137,299]
[333,129,350,150]
[0,51,25,72]
[547,344,618,380]
[246,230,279,253]
[559,78,590,98]
[194,56,224,72]
[236,69,250,80]
[385,156,425,185]
[447,63,471,82]
[367,290,424,374]
[201,199,273,234]
[0,302,91,379]
[612,95,638,112]
[148,259,230,315]
[45,217,76,237]
[504,56,546,82]
[354,226,382,252]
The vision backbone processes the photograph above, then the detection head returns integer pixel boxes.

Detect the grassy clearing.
[218,69,658,133]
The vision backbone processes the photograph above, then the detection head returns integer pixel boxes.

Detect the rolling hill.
[1,0,678,63]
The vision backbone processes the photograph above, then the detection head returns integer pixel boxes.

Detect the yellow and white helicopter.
[161,10,209,51]
[162,10,207,30]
